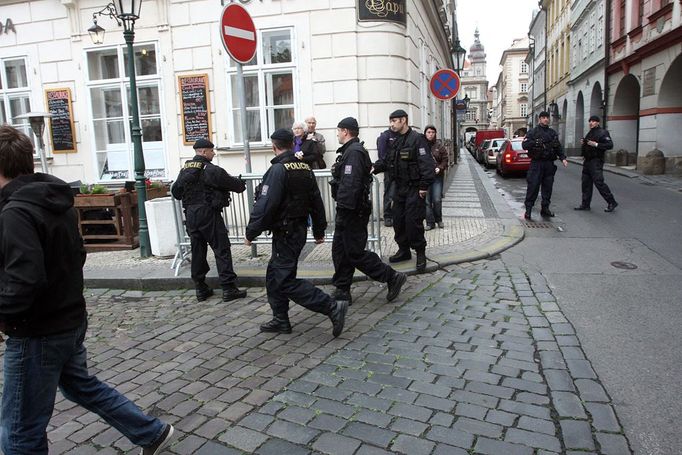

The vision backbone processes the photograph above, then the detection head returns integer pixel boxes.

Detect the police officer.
[171,139,247,302]
[330,117,407,304]
[373,109,435,273]
[575,115,618,212]
[522,111,568,220]
[244,128,348,337]
[377,128,398,227]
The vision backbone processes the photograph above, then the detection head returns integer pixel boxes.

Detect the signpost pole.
[236,61,257,257]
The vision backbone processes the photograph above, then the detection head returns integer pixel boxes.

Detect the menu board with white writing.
[178,74,212,145]
[45,88,77,153]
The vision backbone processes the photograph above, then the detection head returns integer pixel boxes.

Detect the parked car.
[484,138,506,168]
[476,139,492,164]
[496,137,531,177]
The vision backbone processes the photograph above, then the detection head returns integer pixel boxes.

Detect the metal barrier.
[171,170,383,276]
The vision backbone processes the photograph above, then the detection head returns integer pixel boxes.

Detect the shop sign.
[0,19,16,35]
[358,0,406,26]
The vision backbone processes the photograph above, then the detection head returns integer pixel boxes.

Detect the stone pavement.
[566,157,682,193]
[0,258,632,454]
[83,152,523,289]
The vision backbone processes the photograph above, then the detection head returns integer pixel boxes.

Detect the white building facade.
[527,7,547,127]
[498,38,530,138]
[0,0,454,184]
[460,29,489,137]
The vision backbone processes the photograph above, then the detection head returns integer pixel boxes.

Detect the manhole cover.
[611,261,638,270]
[523,221,555,228]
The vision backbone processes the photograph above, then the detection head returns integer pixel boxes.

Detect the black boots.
[222,286,247,302]
[329,300,348,338]
[524,209,532,221]
[386,272,407,302]
[389,249,411,263]
[196,285,214,302]
[332,288,352,305]
[540,208,555,218]
[416,249,426,273]
[605,201,618,212]
[260,316,292,334]
[574,205,591,211]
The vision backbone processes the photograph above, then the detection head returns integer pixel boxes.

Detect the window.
[520,83,528,93]
[0,57,33,147]
[227,28,295,145]
[638,0,644,27]
[619,0,626,35]
[520,103,528,117]
[597,17,604,47]
[520,62,528,74]
[86,43,165,181]
[466,107,478,122]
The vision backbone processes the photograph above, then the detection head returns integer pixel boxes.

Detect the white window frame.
[85,41,166,182]
[520,83,528,93]
[520,103,528,117]
[520,61,529,74]
[0,56,35,154]
[226,27,297,146]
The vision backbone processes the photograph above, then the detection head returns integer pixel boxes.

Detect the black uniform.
[171,155,245,292]
[374,128,435,254]
[330,138,397,293]
[580,126,616,208]
[522,124,566,214]
[245,150,335,321]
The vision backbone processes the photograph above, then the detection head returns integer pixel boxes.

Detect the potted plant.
[144,179,170,200]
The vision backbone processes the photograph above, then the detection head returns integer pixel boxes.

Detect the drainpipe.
[603,0,611,129]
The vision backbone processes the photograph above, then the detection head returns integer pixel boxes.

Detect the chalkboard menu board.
[45,88,77,153]
[178,74,212,145]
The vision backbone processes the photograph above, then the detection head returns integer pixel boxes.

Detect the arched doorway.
[611,74,640,158]
[590,82,603,117]
[575,91,585,144]
[656,54,682,158]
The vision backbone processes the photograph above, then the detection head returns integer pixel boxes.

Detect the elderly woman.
[292,121,324,169]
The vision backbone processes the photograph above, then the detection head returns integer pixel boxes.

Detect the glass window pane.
[8,96,30,119]
[230,74,259,108]
[0,102,6,124]
[141,118,162,142]
[137,86,160,116]
[124,44,157,77]
[232,109,261,143]
[266,72,293,106]
[5,59,28,89]
[97,150,130,180]
[263,30,292,64]
[269,107,294,136]
[91,87,123,118]
[88,49,119,80]
[93,119,125,149]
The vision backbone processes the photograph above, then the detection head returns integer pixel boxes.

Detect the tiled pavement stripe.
[217,260,632,454]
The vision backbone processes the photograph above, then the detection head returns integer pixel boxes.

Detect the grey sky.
[457,0,540,83]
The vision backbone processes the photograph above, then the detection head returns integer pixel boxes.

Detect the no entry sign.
[430,69,461,101]
[220,3,257,64]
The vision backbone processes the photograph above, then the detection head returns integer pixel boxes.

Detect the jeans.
[1,320,165,455]
[425,175,444,225]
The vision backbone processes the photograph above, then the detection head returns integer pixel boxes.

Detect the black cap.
[270,128,294,143]
[389,109,408,119]
[337,117,359,131]
[539,111,550,118]
[193,139,214,149]
[589,115,601,122]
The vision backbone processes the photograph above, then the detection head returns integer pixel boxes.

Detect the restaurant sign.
[358,0,406,26]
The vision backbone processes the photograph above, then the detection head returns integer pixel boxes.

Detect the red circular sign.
[220,3,257,64]
[430,69,461,101]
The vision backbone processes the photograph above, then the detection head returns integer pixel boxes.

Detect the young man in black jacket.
[0,126,173,455]
[575,115,618,212]
[330,117,407,304]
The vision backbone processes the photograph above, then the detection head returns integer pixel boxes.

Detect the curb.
[83,221,524,291]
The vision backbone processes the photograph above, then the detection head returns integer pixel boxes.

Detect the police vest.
[330,141,373,211]
[390,130,422,185]
[280,157,314,221]
[178,160,231,210]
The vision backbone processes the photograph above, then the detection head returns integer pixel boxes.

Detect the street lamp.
[453,41,467,73]
[88,0,151,258]
[15,112,53,174]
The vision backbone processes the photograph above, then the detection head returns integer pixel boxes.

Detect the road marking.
[224,26,255,41]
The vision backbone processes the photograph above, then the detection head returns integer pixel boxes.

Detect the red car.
[496,137,531,177]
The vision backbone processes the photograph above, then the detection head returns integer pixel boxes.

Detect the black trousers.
[525,160,557,211]
[383,174,394,220]
[582,158,616,207]
[332,210,395,291]
[185,205,237,289]
[266,222,333,318]
[393,187,427,252]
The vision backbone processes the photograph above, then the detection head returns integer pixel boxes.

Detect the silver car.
[485,138,507,168]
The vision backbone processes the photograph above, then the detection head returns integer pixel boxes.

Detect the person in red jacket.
[0,126,173,455]
[424,125,448,230]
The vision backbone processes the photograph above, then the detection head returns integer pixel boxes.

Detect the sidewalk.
[83,152,524,290]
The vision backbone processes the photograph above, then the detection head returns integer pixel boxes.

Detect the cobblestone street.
[2,259,632,454]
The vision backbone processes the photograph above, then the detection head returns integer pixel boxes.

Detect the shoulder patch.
[344,164,352,175]
[419,148,427,156]
[260,184,269,196]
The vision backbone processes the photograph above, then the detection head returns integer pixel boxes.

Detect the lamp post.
[452,40,466,163]
[88,0,151,258]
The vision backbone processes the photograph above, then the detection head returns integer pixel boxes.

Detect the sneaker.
[329,300,348,338]
[222,287,247,302]
[260,317,292,334]
[332,288,352,305]
[386,272,407,302]
[574,205,590,211]
[437,222,444,228]
[389,249,411,263]
[196,288,214,302]
[141,424,174,455]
